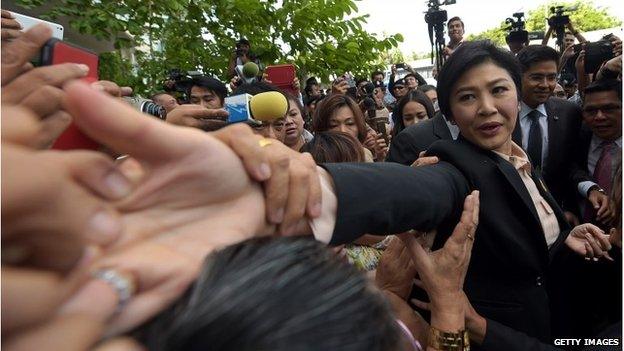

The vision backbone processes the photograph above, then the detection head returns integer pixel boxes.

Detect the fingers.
[410,298,431,311]
[264,148,290,224]
[302,154,322,219]
[596,195,610,219]
[63,80,195,162]
[1,105,42,146]
[93,337,145,351]
[585,225,612,252]
[60,150,132,200]
[280,157,313,234]
[446,190,479,249]
[19,85,65,117]
[3,63,89,104]
[91,81,129,97]
[411,156,439,168]
[1,24,52,85]
[584,233,603,261]
[34,111,72,149]
[211,124,271,181]
[2,28,22,41]
[1,10,21,29]
[398,232,429,269]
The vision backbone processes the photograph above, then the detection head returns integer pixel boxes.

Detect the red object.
[41,39,100,150]
[265,64,298,96]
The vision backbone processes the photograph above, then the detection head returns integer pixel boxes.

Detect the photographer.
[166,76,229,131]
[442,16,464,57]
[542,19,587,49]
[227,38,260,79]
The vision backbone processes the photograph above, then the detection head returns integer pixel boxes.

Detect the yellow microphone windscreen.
[249,91,288,122]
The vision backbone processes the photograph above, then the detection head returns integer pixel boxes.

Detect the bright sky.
[356,0,624,55]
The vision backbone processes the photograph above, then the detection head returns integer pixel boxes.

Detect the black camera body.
[425,8,448,26]
[548,6,570,28]
[164,69,203,101]
[506,12,528,43]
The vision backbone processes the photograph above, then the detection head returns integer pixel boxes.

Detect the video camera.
[547,5,576,52]
[506,12,528,43]
[424,0,457,71]
[163,69,203,102]
[560,34,616,80]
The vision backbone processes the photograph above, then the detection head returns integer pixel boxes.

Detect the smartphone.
[265,64,297,96]
[10,11,64,40]
[40,39,100,150]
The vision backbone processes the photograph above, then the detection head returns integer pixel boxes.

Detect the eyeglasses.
[253,119,285,131]
[583,104,621,116]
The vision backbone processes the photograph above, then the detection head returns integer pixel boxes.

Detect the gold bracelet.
[428,327,470,351]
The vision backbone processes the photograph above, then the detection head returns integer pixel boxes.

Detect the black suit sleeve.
[321,162,469,245]
[481,319,563,351]
[386,129,421,165]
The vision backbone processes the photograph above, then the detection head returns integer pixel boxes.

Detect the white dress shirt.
[519,101,549,167]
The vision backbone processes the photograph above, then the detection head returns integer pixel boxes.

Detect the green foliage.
[15,0,403,96]
[466,1,621,47]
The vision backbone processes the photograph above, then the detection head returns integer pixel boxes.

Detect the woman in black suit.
[319,41,613,349]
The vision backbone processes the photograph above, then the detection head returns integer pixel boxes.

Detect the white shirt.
[577,136,622,197]
[444,117,460,140]
[519,101,549,167]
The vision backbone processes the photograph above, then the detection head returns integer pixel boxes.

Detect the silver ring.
[93,269,136,311]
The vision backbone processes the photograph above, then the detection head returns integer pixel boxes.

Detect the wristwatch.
[588,185,606,197]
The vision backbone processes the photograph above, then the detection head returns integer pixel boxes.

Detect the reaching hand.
[565,223,612,261]
[399,190,479,308]
[165,104,229,131]
[587,188,613,224]
[1,9,22,41]
[375,237,417,300]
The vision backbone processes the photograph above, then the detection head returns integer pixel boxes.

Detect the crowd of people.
[1,8,623,351]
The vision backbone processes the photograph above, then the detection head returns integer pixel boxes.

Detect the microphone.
[249,91,288,122]
[225,91,288,124]
[241,62,259,84]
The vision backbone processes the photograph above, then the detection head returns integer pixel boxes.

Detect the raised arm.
[322,161,470,245]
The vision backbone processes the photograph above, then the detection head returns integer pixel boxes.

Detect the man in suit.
[514,45,593,223]
[572,79,621,226]
[386,111,458,165]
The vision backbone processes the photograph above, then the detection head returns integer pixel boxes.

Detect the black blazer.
[512,98,589,212]
[570,125,595,187]
[386,112,452,165]
[323,137,571,345]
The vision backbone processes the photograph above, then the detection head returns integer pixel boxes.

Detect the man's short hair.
[516,45,560,72]
[236,38,250,47]
[584,79,622,100]
[371,70,385,80]
[137,237,402,351]
[190,76,228,103]
[447,16,464,28]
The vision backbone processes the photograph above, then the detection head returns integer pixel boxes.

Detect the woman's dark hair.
[312,94,367,143]
[516,45,560,72]
[392,89,435,137]
[301,131,365,163]
[437,40,522,121]
[283,91,305,116]
[136,237,401,351]
[418,84,436,94]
